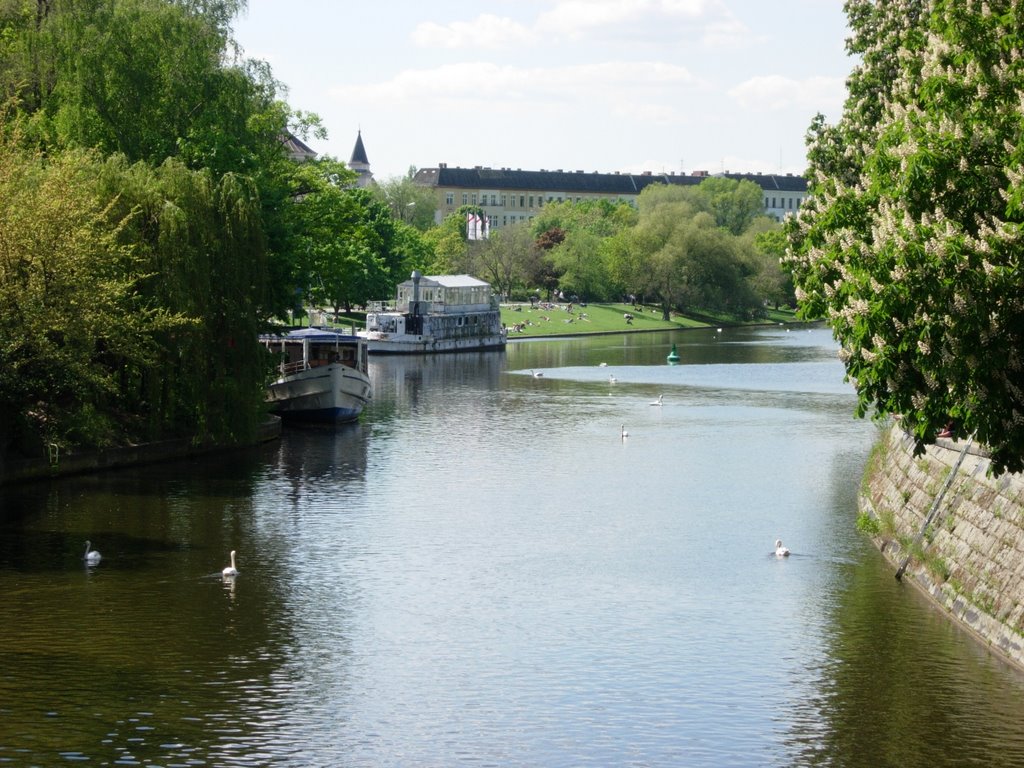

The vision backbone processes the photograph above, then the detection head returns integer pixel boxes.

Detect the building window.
[462,193,468,205]
[764,197,769,208]
[529,195,534,207]
[772,197,777,208]
[445,192,454,206]
[788,198,793,209]
[501,194,506,207]
[471,193,477,205]
[490,194,497,205]
[520,195,525,207]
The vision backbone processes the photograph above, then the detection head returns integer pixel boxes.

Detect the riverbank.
[502,301,799,338]
[860,424,1024,670]
[0,416,281,487]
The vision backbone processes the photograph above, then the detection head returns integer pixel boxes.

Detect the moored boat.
[260,328,371,423]
[360,271,506,354]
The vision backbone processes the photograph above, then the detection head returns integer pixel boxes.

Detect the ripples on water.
[2,327,1024,766]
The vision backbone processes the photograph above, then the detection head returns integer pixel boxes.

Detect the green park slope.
[500,302,799,338]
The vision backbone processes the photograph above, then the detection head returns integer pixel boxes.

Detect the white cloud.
[411,14,538,49]
[408,0,747,50]
[331,60,701,116]
[728,75,845,114]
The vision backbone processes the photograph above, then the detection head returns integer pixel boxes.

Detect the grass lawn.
[502,301,799,338]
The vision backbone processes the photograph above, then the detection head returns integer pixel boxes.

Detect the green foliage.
[747,224,795,310]
[371,173,438,230]
[0,136,189,450]
[0,0,329,457]
[685,176,767,235]
[6,0,284,176]
[856,511,882,536]
[527,199,635,301]
[94,154,271,445]
[607,184,763,319]
[473,222,538,300]
[281,160,408,312]
[787,0,1024,474]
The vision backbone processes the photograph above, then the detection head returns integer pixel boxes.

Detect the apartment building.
[412,164,808,230]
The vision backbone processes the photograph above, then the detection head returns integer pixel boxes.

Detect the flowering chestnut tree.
[787,0,1024,474]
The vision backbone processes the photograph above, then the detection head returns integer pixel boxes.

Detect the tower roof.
[350,131,369,166]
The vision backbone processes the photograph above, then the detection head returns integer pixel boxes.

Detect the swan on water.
[83,541,101,565]
[531,369,544,378]
[774,539,790,557]
[621,425,629,438]
[609,374,617,384]
[650,394,664,406]
[223,550,239,577]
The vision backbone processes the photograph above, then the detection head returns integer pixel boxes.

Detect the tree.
[285,161,411,314]
[421,205,484,275]
[687,176,767,236]
[5,0,280,175]
[474,221,537,299]
[746,223,794,311]
[96,153,271,444]
[0,138,190,452]
[530,198,635,300]
[610,185,761,319]
[786,0,1024,473]
[371,170,438,230]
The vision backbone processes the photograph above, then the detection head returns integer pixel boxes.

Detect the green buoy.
[667,343,680,364]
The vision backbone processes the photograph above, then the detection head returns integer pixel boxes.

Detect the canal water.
[2,326,1024,767]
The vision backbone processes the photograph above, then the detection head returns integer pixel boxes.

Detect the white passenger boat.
[360,272,506,354]
[261,328,371,423]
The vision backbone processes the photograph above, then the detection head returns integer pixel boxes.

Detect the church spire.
[349,130,373,187]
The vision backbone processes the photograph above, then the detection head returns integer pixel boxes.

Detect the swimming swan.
[530,369,544,378]
[774,539,790,557]
[83,541,101,565]
[621,425,629,439]
[222,550,239,577]
[650,394,664,406]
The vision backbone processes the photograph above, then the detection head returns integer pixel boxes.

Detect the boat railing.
[279,359,310,376]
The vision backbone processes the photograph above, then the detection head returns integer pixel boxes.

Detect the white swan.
[609,374,617,384]
[530,369,544,378]
[83,541,101,565]
[222,550,239,577]
[775,539,790,557]
[650,394,664,406]
[621,425,629,438]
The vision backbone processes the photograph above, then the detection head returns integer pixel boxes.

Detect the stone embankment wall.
[860,426,1024,669]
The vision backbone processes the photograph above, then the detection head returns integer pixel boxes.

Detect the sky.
[231,0,855,182]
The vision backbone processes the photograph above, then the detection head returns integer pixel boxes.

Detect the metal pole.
[895,433,974,581]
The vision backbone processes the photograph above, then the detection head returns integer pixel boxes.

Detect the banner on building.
[466,213,489,241]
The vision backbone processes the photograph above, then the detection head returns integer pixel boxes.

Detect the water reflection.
[1,327,1023,766]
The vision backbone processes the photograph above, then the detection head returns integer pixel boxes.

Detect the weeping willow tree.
[97,155,272,445]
